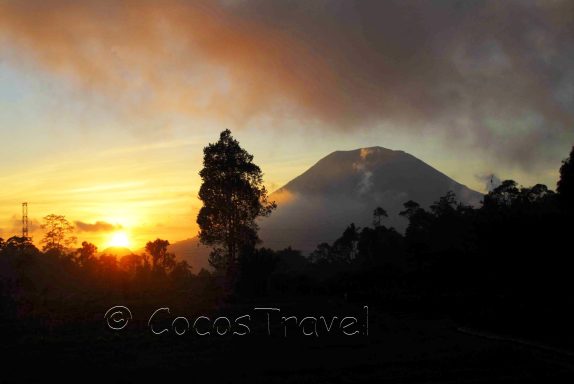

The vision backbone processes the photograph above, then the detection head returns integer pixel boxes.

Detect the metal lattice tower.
[22,202,28,239]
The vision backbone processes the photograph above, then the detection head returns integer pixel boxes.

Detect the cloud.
[357,170,374,195]
[75,220,122,233]
[271,188,295,205]
[353,154,374,195]
[0,0,573,169]
[7,215,42,239]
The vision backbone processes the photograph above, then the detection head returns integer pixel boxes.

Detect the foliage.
[40,214,77,253]
[196,129,276,276]
[372,206,388,227]
[145,238,176,273]
[557,145,574,209]
[75,241,98,267]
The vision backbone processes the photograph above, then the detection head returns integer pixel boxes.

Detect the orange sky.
[0,0,571,250]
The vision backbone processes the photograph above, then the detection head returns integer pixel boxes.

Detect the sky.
[0,0,573,250]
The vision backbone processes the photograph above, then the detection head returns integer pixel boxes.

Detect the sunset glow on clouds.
[1,0,573,249]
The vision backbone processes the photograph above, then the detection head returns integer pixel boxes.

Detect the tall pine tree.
[196,130,276,278]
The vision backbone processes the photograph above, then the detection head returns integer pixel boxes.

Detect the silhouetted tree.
[40,214,76,253]
[312,224,361,265]
[75,241,97,267]
[310,242,333,264]
[119,253,146,276]
[275,247,308,273]
[357,225,404,268]
[333,223,360,262]
[373,206,388,227]
[520,184,553,204]
[196,129,276,278]
[399,200,422,220]
[557,145,574,209]
[170,260,192,283]
[98,254,118,276]
[484,180,520,208]
[145,238,176,273]
[238,247,277,296]
[430,190,457,216]
[1,236,38,256]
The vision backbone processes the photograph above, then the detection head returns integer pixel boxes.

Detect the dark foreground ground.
[2,297,574,383]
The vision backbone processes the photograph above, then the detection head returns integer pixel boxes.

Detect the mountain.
[168,237,212,273]
[170,146,482,265]
[258,147,482,252]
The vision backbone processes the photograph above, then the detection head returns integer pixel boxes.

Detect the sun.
[108,231,130,248]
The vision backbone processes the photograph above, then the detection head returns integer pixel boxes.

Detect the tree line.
[2,129,574,346]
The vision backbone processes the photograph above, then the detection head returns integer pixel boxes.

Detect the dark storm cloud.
[0,0,572,168]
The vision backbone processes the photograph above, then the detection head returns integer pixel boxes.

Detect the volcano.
[259,147,482,252]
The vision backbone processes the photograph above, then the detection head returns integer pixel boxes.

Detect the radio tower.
[22,202,29,239]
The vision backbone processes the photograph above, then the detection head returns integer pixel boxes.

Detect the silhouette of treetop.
[196,129,276,275]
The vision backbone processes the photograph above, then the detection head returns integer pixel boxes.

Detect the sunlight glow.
[108,231,130,248]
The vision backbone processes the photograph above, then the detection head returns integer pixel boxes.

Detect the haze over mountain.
[259,147,482,252]
[168,238,212,273]
[99,246,133,258]
[170,146,482,268]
